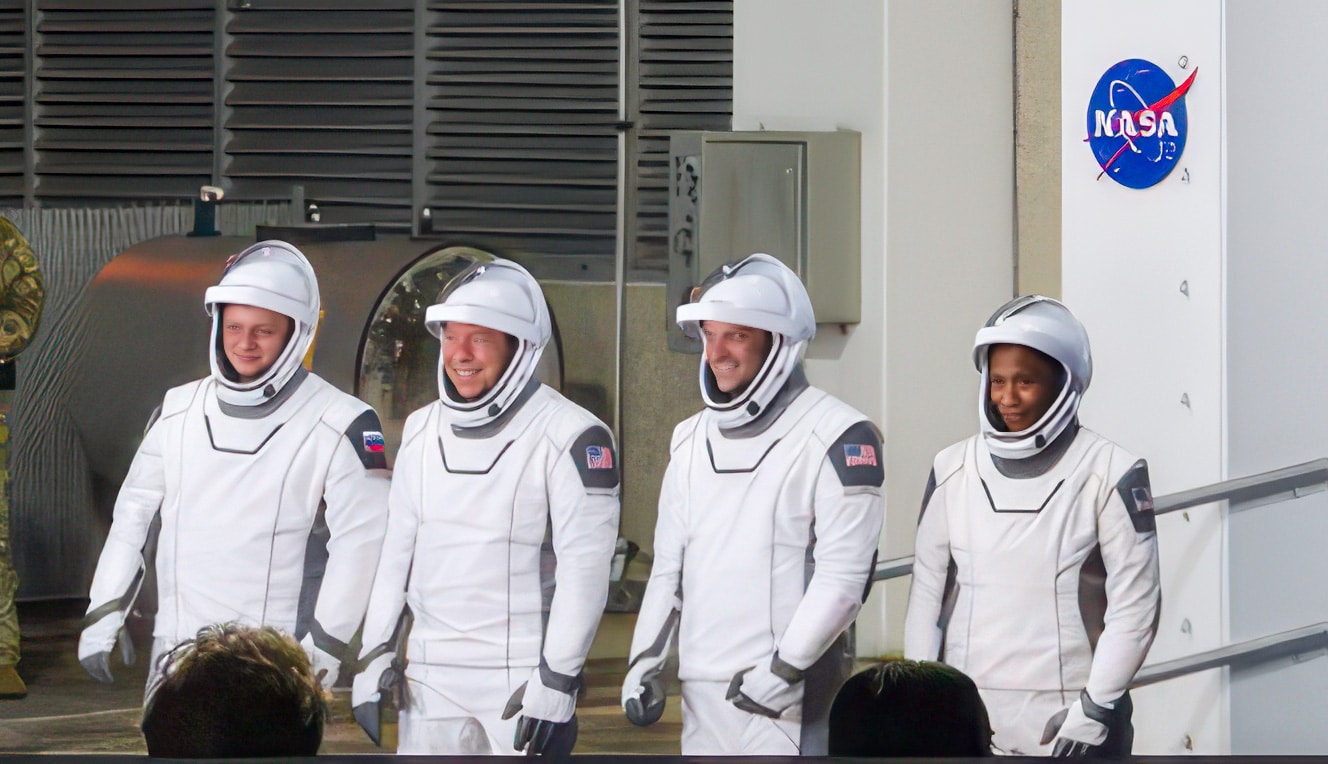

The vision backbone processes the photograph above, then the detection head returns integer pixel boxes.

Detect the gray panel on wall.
[419,0,620,262]
[34,0,216,202]
[1226,0,1328,753]
[0,1,23,204]
[633,0,732,274]
[224,0,413,229]
[0,1,734,268]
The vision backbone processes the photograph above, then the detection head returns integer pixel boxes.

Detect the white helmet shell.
[973,295,1092,459]
[676,253,815,427]
[423,258,551,428]
[204,240,319,407]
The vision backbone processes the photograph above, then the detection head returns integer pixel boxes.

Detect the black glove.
[621,653,667,726]
[501,676,578,758]
[351,652,404,747]
[513,713,578,759]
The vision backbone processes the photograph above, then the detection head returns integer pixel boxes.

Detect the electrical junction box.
[667,130,861,352]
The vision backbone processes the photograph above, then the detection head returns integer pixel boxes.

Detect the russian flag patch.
[363,431,385,453]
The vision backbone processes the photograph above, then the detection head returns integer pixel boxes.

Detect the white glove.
[78,610,134,684]
[725,652,804,719]
[353,652,395,708]
[1045,691,1112,756]
[299,633,343,689]
[513,665,576,724]
[621,651,668,726]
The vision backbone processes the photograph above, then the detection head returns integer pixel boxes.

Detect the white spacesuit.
[903,296,1161,756]
[77,241,390,694]
[352,258,619,756]
[622,254,884,756]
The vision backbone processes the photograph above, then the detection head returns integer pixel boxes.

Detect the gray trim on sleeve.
[1115,459,1157,533]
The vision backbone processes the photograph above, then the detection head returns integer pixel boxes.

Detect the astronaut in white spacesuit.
[903,295,1161,757]
[621,253,884,756]
[351,257,619,756]
[78,240,391,695]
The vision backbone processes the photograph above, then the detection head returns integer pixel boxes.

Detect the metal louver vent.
[422,1,620,267]
[224,0,413,230]
[634,0,731,273]
[34,0,215,202]
[0,1,23,204]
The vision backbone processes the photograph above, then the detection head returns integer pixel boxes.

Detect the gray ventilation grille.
[0,1,23,204]
[224,0,414,230]
[633,0,731,273]
[420,1,620,262]
[9,1,733,259]
[33,0,215,202]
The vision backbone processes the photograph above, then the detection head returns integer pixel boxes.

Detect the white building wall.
[1223,1,1328,753]
[732,0,1014,656]
[1062,2,1226,754]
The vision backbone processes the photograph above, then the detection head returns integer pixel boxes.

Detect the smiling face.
[701,320,773,395]
[987,343,1062,433]
[441,322,518,401]
[221,304,294,383]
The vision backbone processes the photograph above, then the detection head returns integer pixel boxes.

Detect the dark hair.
[141,623,326,758]
[829,659,992,757]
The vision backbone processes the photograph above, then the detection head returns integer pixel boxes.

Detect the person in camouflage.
[0,216,44,699]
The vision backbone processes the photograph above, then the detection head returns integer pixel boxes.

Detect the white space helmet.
[204,240,319,406]
[973,295,1092,459]
[423,258,551,428]
[677,253,815,427]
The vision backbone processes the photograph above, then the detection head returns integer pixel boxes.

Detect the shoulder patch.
[828,420,884,488]
[1115,459,1156,534]
[343,409,388,470]
[570,425,620,490]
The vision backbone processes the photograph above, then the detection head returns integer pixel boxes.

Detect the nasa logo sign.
[1086,59,1197,189]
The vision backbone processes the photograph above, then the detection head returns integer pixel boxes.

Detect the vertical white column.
[1062,2,1225,754]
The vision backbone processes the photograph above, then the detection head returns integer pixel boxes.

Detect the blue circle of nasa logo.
[1086,58,1196,189]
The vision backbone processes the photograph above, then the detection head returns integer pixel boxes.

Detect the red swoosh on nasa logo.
[1098,67,1198,178]
[1141,67,1198,117]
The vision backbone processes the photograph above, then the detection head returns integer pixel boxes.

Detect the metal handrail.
[1153,457,1328,515]
[871,457,1328,583]
[1132,622,1328,688]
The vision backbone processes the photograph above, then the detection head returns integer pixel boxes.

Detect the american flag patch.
[1131,486,1154,513]
[586,445,613,470]
[363,431,385,453]
[843,444,877,467]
